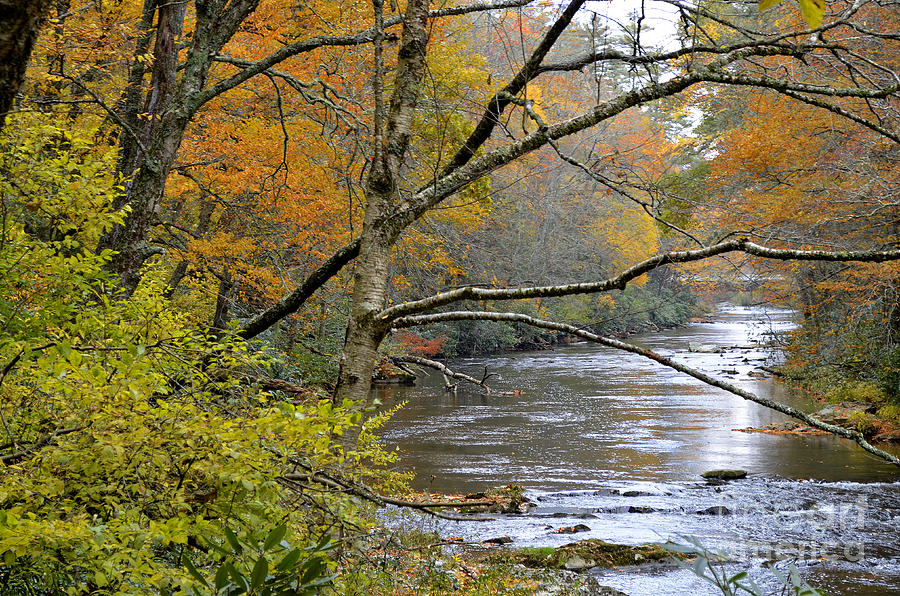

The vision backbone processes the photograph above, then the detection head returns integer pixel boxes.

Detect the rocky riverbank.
[736,400,900,443]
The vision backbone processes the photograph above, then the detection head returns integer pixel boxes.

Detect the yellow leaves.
[797,0,827,28]
[759,0,826,28]
[593,200,659,278]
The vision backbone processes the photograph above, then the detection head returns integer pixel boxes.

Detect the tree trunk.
[0,0,52,129]
[333,0,430,404]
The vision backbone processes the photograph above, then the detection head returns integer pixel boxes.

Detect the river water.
[375,305,900,595]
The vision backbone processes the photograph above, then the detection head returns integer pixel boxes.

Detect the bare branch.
[195,0,534,110]
[238,239,360,339]
[392,354,493,393]
[280,469,496,521]
[378,240,900,324]
[440,0,587,176]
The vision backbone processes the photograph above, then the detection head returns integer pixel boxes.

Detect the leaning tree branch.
[378,240,900,324]
[393,311,900,467]
[392,355,493,393]
[238,239,360,339]
[439,0,587,176]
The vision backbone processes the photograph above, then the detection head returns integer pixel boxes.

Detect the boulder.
[701,469,747,480]
[563,555,596,571]
[697,505,731,515]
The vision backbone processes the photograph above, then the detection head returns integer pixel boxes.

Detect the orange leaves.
[394,331,446,357]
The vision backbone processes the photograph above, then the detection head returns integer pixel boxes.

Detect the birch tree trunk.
[333,0,430,404]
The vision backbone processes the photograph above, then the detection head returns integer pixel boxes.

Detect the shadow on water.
[375,305,900,595]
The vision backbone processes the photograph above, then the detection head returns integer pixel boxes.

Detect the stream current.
[376,305,900,595]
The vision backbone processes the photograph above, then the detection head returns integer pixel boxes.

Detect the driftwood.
[391,355,496,393]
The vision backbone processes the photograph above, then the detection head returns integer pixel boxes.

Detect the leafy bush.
[0,116,404,594]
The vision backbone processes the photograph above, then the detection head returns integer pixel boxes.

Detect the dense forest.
[1,0,899,593]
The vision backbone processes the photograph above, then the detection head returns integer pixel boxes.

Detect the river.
[375,305,900,595]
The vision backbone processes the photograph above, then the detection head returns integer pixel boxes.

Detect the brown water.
[376,305,900,595]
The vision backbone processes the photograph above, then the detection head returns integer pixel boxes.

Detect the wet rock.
[495,539,673,573]
[620,490,653,497]
[747,370,768,378]
[371,367,416,385]
[482,535,513,545]
[563,555,596,571]
[697,505,731,515]
[814,402,877,426]
[553,524,591,534]
[701,469,747,480]
[599,505,659,514]
[721,369,739,375]
[627,505,657,513]
[689,342,724,353]
[545,511,596,519]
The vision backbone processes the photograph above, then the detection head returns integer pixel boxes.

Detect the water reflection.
[377,305,899,492]
[375,305,900,595]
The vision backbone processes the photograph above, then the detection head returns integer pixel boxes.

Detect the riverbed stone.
[697,505,731,515]
[814,401,877,425]
[563,554,596,570]
[553,524,591,534]
[620,490,653,497]
[689,342,725,353]
[874,430,900,442]
[701,469,748,480]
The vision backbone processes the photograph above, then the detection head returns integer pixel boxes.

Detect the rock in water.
[701,469,747,480]
[697,505,731,515]
[553,524,591,534]
[563,554,596,571]
[688,342,724,353]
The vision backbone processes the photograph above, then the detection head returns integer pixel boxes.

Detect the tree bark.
[0,0,52,129]
[333,0,431,404]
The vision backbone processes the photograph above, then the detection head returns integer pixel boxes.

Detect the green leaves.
[184,526,337,596]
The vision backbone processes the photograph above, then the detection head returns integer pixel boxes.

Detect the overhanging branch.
[378,240,900,324]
